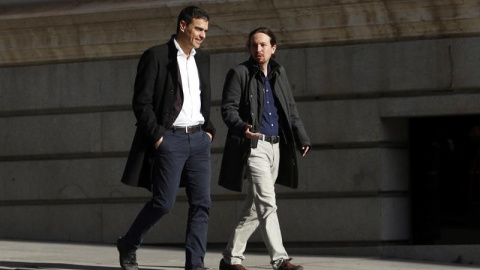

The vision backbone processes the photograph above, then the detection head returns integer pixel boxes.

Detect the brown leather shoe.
[219,259,247,270]
[277,260,303,270]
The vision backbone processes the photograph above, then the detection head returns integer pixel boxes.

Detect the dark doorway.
[410,115,480,244]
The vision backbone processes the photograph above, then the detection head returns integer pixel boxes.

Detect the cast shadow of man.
[0,260,168,270]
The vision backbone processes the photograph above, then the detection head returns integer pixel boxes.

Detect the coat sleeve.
[203,115,216,138]
[221,67,249,137]
[132,49,165,145]
[196,52,216,138]
[280,67,311,148]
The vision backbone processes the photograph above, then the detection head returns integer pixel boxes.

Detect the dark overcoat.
[121,37,215,190]
[218,58,310,192]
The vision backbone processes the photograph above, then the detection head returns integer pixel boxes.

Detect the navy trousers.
[123,130,212,270]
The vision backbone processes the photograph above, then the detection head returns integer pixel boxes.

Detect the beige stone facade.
[2,0,479,66]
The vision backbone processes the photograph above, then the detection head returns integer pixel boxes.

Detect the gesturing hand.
[245,125,262,140]
[245,125,262,139]
[301,146,310,157]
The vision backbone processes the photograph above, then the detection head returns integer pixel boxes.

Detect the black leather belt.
[168,124,202,134]
[259,135,280,144]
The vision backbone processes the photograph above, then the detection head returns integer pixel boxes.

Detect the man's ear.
[179,20,187,32]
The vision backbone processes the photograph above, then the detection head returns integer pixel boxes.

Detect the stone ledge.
[1,0,480,66]
[380,91,480,117]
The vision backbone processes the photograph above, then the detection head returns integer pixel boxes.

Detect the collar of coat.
[247,57,281,79]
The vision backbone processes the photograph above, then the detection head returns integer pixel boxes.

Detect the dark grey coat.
[219,58,310,192]
[121,37,215,190]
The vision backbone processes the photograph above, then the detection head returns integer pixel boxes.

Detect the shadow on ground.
[0,260,173,270]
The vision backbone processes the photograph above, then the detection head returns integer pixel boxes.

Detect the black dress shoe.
[116,238,139,270]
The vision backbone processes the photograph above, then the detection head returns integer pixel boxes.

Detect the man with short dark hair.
[117,6,215,270]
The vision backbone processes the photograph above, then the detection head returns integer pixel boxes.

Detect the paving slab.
[0,240,478,270]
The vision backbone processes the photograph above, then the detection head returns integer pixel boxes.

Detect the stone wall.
[1,0,480,246]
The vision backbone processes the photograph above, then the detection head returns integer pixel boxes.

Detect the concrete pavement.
[0,240,479,270]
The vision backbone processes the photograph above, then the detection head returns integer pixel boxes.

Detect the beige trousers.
[222,140,289,269]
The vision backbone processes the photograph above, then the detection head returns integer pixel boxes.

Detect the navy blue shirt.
[260,68,279,136]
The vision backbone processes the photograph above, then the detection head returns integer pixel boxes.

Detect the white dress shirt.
[172,38,205,127]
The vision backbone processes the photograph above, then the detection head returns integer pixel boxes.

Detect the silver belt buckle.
[186,125,199,133]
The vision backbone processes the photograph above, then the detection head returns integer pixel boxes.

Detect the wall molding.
[0,191,408,206]
[1,0,480,66]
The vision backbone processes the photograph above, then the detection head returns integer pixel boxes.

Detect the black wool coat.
[218,58,310,192]
[121,37,215,190]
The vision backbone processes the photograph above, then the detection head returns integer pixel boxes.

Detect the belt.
[168,124,202,134]
[259,134,280,144]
